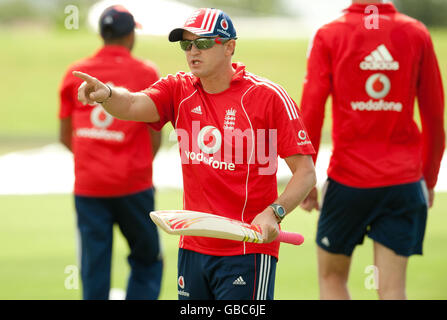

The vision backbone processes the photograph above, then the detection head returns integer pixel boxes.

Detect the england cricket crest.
[223,108,237,130]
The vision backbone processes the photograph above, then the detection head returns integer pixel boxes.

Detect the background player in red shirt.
[73,8,316,300]
[299,0,445,299]
[59,6,163,300]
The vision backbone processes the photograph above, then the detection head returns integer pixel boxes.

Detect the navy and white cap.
[99,5,141,39]
[169,8,237,42]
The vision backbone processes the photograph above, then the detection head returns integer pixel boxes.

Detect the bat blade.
[150,210,304,245]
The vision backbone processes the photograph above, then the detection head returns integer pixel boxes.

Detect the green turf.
[0,28,308,145]
[0,189,446,300]
[1,27,446,153]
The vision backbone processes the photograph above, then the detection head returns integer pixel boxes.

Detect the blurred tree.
[394,0,447,27]
[178,0,288,16]
[0,0,96,30]
[0,0,37,24]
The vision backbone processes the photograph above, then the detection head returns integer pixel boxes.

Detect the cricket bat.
[150,210,304,245]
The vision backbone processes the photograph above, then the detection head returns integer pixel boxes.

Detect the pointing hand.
[73,71,111,105]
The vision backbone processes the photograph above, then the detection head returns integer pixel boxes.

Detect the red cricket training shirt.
[144,63,315,258]
[300,3,445,189]
[59,45,160,196]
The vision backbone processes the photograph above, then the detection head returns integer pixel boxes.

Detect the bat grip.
[277,231,304,246]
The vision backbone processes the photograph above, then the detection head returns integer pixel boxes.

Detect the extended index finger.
[72,71,96,83]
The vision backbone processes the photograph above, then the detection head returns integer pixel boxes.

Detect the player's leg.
[316,179,381,300]
[317,247,351,299]
[75,196,114,300]
[373,241,408,299]
[177,248,214,299]
[114,188,163,300]
[209,253,277,300]
[368,179,428,300]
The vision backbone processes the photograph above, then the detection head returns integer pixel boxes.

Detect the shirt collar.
[94,45,131,58]
[345,3,397,14]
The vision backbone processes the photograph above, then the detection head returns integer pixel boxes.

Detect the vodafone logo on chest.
[181,123,236,171]
[197,125,222,154]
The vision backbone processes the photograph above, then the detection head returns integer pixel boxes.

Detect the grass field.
[1,27,447,152]
[0,26,446,300]
[0,28,309,149]
[1,188,446,300]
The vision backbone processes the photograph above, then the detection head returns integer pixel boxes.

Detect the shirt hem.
[74,183,153,197]
[327,173,423,189]
[180,243,279,260]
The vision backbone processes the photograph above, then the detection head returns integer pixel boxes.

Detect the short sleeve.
[269,90,315,159]
[142,75,177,131]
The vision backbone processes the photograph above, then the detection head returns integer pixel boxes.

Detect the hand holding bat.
[250,207,280,243]
[150,210,304,246]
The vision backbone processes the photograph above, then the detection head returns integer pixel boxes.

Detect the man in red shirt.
[59,6,163,299]
[73,8,316,299]
[300,0,445,299]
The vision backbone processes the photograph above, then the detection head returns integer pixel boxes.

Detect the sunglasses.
[179,37,234,51]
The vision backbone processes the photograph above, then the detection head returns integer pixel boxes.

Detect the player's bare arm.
[252,154,316,243]
[59,117,72,151]
[73,71,160,123]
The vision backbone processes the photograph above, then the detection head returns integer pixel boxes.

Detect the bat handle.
[277,231,304,246]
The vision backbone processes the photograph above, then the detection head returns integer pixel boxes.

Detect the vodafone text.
[184,151,236,171]
[351,100,403,112]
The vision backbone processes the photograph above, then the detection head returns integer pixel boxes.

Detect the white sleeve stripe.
[244,75,294,120]
[249,73,299,119]
[244,74,297,120]
[247,72,295,120]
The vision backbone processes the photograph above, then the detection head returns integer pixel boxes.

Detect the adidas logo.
[321,236,330,247]
[232,276,246,286]
[360,44,399,71]
[191,105,202,115]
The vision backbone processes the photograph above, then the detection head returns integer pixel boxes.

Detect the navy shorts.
[177,248,277,300]
[316,178,429,257]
